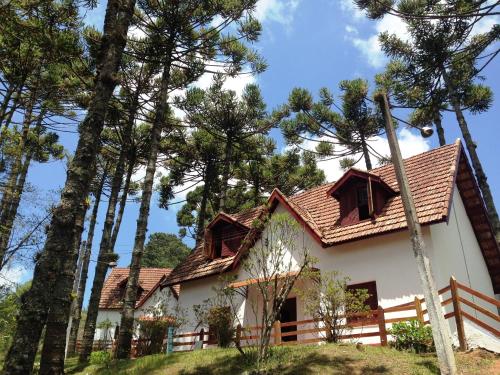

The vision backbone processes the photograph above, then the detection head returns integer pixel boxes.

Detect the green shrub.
[207,306,234,348]
[136,319,170,356]
[389,320,434,353]
[90,350,112,366]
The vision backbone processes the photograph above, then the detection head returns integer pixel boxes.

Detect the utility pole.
[375,92,457,375]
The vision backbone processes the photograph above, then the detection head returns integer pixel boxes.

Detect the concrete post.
[375,93,457,375]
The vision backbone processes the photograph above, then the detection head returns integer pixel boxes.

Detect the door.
[279,298,297,342]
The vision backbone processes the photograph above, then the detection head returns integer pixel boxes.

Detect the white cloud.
[0,265,28,288]
[306,128,430,182]
[345,24,358,35]
[193,71,256,97]
[255,0,301,26]
[350,34,386,68]
[339,0,365,20]
[341,0,410,70]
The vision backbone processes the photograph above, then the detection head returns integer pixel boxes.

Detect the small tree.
[135,290,186,356]
[240,213,313,366]
[297,271,370,343]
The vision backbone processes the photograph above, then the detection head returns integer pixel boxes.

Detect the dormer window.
[204,213,249,260]
[357,186,370,221]
[327,169,397,226]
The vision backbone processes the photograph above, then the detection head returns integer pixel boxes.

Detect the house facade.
[161,141,500,351]
[96,268,178,341]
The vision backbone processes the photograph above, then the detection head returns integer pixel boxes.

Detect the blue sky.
[2,0,499,305]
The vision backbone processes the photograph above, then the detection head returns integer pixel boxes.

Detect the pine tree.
[2,0,137,372]
[282,80,385,171]
[374,1,500,240]
[115,0,264,359]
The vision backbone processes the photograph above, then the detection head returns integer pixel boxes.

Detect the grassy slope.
[65,344,499,375]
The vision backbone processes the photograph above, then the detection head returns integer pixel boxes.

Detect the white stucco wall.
[173,187,499,351]
[429,188,499,351]
[95,286,176,340]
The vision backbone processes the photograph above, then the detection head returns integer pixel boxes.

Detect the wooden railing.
[171,277,500,353]
[80,277,499,356]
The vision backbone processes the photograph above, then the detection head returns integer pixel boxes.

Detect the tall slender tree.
[66,164,108,357]
[2,0,137,372]
[115,0,265,358]
[374,1,500,241]
[281,80,385,171]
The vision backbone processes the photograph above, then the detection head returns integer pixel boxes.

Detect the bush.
[389,320,434,353]
[90,350,112,366]
[207,306,234,348]
[136,319,170,356]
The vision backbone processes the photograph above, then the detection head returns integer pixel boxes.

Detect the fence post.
[166,326,174,354]
[199,328,205,349]
[415,296,424,325]
[235,324,242,348]
[377,306,387,347]
[274,320,282,346]
[450,276,467,351]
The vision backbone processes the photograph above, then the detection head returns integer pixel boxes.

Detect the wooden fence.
[80,277,499,356]
[171,277,500,353]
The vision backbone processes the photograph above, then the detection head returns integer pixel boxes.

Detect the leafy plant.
[90,350,112,367]
[389,320,434,353]
[297,270,370,343]
[207,306,234,348]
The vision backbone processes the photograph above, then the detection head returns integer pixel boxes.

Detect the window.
[278,298,297,342]
[346,281,378,322]
[357,186,370,220]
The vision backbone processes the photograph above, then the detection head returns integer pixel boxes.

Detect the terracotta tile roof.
[99,268,172,309]
[162,141,500,292]
[290,142,460,245]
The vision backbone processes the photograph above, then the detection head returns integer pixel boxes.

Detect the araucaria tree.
[115,0,265,359]
[2,0,137,372]
[281,79,385,171]
[368,0,500,241]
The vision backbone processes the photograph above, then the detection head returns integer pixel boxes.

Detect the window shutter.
[204,230,213,258]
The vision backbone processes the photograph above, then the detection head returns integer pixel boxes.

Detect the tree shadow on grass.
[66,353,181,375]
[416,360,440,375]
[179,352,390,375]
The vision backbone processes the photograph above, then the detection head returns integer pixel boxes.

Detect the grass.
[64,344,500,375]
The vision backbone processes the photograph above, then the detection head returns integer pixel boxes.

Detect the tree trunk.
[2,0,136,372]
[433,110,446,147]
[64,236,87,357]
[110,151,135,250]
[360,134,372,170]
[79,93,137,364]
[0,94,35,219]
[196,163,213,243]
[0,152,32,270]
[0,79,25,138]
[78,141,128,365]
[66,240,91,357]
[39,199,88,375]
[219,137,233,211]
[443,70,500,242]
[66,169,107,357]
[115,56,172,359]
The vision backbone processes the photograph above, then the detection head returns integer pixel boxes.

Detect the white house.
[95,267,178,341]
[161,141,500,351]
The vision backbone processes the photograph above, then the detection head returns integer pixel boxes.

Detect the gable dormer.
[327,169,397,226]
[204,213,249,260]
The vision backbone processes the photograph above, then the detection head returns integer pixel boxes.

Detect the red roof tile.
[99,268,172,309]
[162,142,500,292]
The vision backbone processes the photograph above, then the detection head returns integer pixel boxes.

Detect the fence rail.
[170,276,499,353]
[82,276,499,356]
